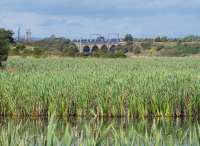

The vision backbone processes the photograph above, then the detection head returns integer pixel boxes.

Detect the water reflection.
[0,117,199,145]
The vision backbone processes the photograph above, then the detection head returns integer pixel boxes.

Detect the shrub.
[12,44,26,55]
[33,47,44,57]
[63,44,79,57]
[133,47,142,54]
[155,45,165,51]
[103,51,126,58]
[141,41,153,50]
[91,51,103,57]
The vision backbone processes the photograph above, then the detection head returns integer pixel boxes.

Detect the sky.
[0,0,200,39]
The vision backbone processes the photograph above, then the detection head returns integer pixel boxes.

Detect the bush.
[91,51,103,57]
[133,47,142,54]
[63,44,79,57]
[33,37,76,53]
[22,49,34,57]
[155,45,165,51]
[12,44,26,55]
[176,44,200,55]
[159,44,200,56]
[160,49,179,57]
[141,41,153,50]
[115,45,129,53]
[33,47,44,57]
[103,51,126,58]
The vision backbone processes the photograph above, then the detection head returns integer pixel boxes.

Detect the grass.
[0,115,200,146]
[0,57,200,117]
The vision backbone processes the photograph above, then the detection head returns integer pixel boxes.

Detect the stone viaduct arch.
[79,44,121,53]
[73,37,124,53]
[83,46,90,53]
[110,45,116,53]
[101,45,108,53]
[91,45,99,52]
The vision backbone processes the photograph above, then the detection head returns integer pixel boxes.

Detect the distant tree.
[124,34,134,43]
[155,37,161,42]
[155,36,168,42]
[123,34,134,52]
[177,40,182,45]
[0,29,14,67]
[161,36,168,42]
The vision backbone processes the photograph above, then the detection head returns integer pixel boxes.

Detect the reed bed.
[0,116,200,146]
[0,57,200,117]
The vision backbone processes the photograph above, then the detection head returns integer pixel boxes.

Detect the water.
[0,117,199,145]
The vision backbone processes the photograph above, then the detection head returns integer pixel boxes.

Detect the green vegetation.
[10,36,79,57]
[182,35,200,42]
[124,34,134,43]
[90,50,127,58]
[0,115,200,146]
[13,43,26,55]
[0,57,200,117]
[0,29,14,67]
[159,43,200,56]
[7,33,200,58]
[119,34,200,56]
[155,36,168,42]
[30,36,79,56]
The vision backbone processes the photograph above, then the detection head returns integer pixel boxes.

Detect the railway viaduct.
[73,35,125,53]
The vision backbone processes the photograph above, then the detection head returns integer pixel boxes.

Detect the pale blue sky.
[0,0,200,38]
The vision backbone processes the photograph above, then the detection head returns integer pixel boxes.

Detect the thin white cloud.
[0,0,200,38]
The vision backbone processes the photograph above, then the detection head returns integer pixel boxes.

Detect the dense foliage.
[32,36,79,55]
[0,29,13,67]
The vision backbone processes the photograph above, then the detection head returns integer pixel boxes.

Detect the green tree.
[155,36,168,42]
[161,36,168,42]
[0,29,14,67]
[124,34,134,43]
[155,37,161,42]
[124,34,134,52]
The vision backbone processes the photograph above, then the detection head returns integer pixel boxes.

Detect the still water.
[0,117,199,145]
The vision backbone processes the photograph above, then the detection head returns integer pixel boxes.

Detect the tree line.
[1,28,200,68]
